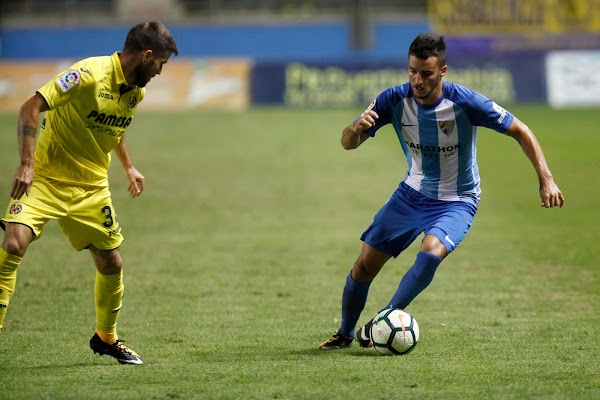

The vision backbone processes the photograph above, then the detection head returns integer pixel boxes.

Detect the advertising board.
[0,59,250,112]
[546,50,600,107]
[251,56,545,108]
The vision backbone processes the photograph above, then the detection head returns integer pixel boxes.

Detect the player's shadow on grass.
[294,348,376,357]
[4,362,115,370]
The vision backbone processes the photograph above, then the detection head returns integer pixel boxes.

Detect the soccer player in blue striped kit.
[319,33,565,349]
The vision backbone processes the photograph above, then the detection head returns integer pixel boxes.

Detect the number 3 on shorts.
[101,205,115,228]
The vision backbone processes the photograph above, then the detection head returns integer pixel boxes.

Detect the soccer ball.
[370,308,419,355]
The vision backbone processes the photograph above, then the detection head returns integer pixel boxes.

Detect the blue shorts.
[360,182,478,257]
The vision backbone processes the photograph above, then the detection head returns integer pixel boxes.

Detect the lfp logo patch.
[56,70,81,93]
[9,203,22,215]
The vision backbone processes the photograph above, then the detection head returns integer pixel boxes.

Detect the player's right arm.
[342,87,400,150]
[11,93,50,200]
[341,110,378,150]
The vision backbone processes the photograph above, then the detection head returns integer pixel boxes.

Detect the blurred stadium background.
[1,5,599,398]
[1,0,600,111]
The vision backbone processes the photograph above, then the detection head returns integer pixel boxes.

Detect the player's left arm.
[114,134,144,198]
[505,117,565,208]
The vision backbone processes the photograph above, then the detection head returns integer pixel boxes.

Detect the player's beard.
[413,74,442,103]
[132,61,155,88]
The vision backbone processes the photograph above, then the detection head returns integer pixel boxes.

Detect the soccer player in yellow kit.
[0,21,177,365]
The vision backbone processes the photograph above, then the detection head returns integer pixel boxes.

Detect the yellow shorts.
[1,177,124,251]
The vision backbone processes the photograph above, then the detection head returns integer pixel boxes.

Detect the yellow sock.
[95,329,118,345]
[94,270,123,343]
[0,248,21,330]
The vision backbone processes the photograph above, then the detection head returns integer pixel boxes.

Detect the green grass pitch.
[0,105,598,399]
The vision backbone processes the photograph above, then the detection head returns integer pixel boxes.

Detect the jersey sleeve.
[455,85,514,133]
[37,64,95,110]
[135,87,146,105]
[358,86,403,137]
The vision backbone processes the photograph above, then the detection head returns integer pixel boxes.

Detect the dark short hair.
[123,21,178,57]
[409,33,446,66]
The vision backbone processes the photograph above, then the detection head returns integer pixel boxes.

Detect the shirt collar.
[111,51,128,86]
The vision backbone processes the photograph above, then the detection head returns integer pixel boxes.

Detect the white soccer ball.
[370,308,419,355]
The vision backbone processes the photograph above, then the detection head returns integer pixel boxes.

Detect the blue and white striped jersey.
[363,81,514,203]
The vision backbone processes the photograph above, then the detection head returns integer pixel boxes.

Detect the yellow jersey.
[36,52,145,187]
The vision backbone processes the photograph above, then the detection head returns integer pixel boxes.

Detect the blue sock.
[386,251,442,310]
[338,272,371,338]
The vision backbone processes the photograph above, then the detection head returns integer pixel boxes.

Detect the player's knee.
[2,236,29,258]
[352,244,391,282]
[352,258,378,282]
[97,257,122,274]
[420,235,448,259]
[96,262,122,275]
[1,224,33,257]
[90,247,123,274]
[109,258,123,272]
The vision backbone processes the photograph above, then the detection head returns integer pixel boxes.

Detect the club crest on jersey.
[438,120,455,136]
[128,96,138,109]
[9,203,22,215]
[56,70,81,93]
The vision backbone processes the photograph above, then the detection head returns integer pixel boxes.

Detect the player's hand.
[10,165,34,200]
[539,180,564,208]
[125,166,144,198]
[353,110,379,133]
